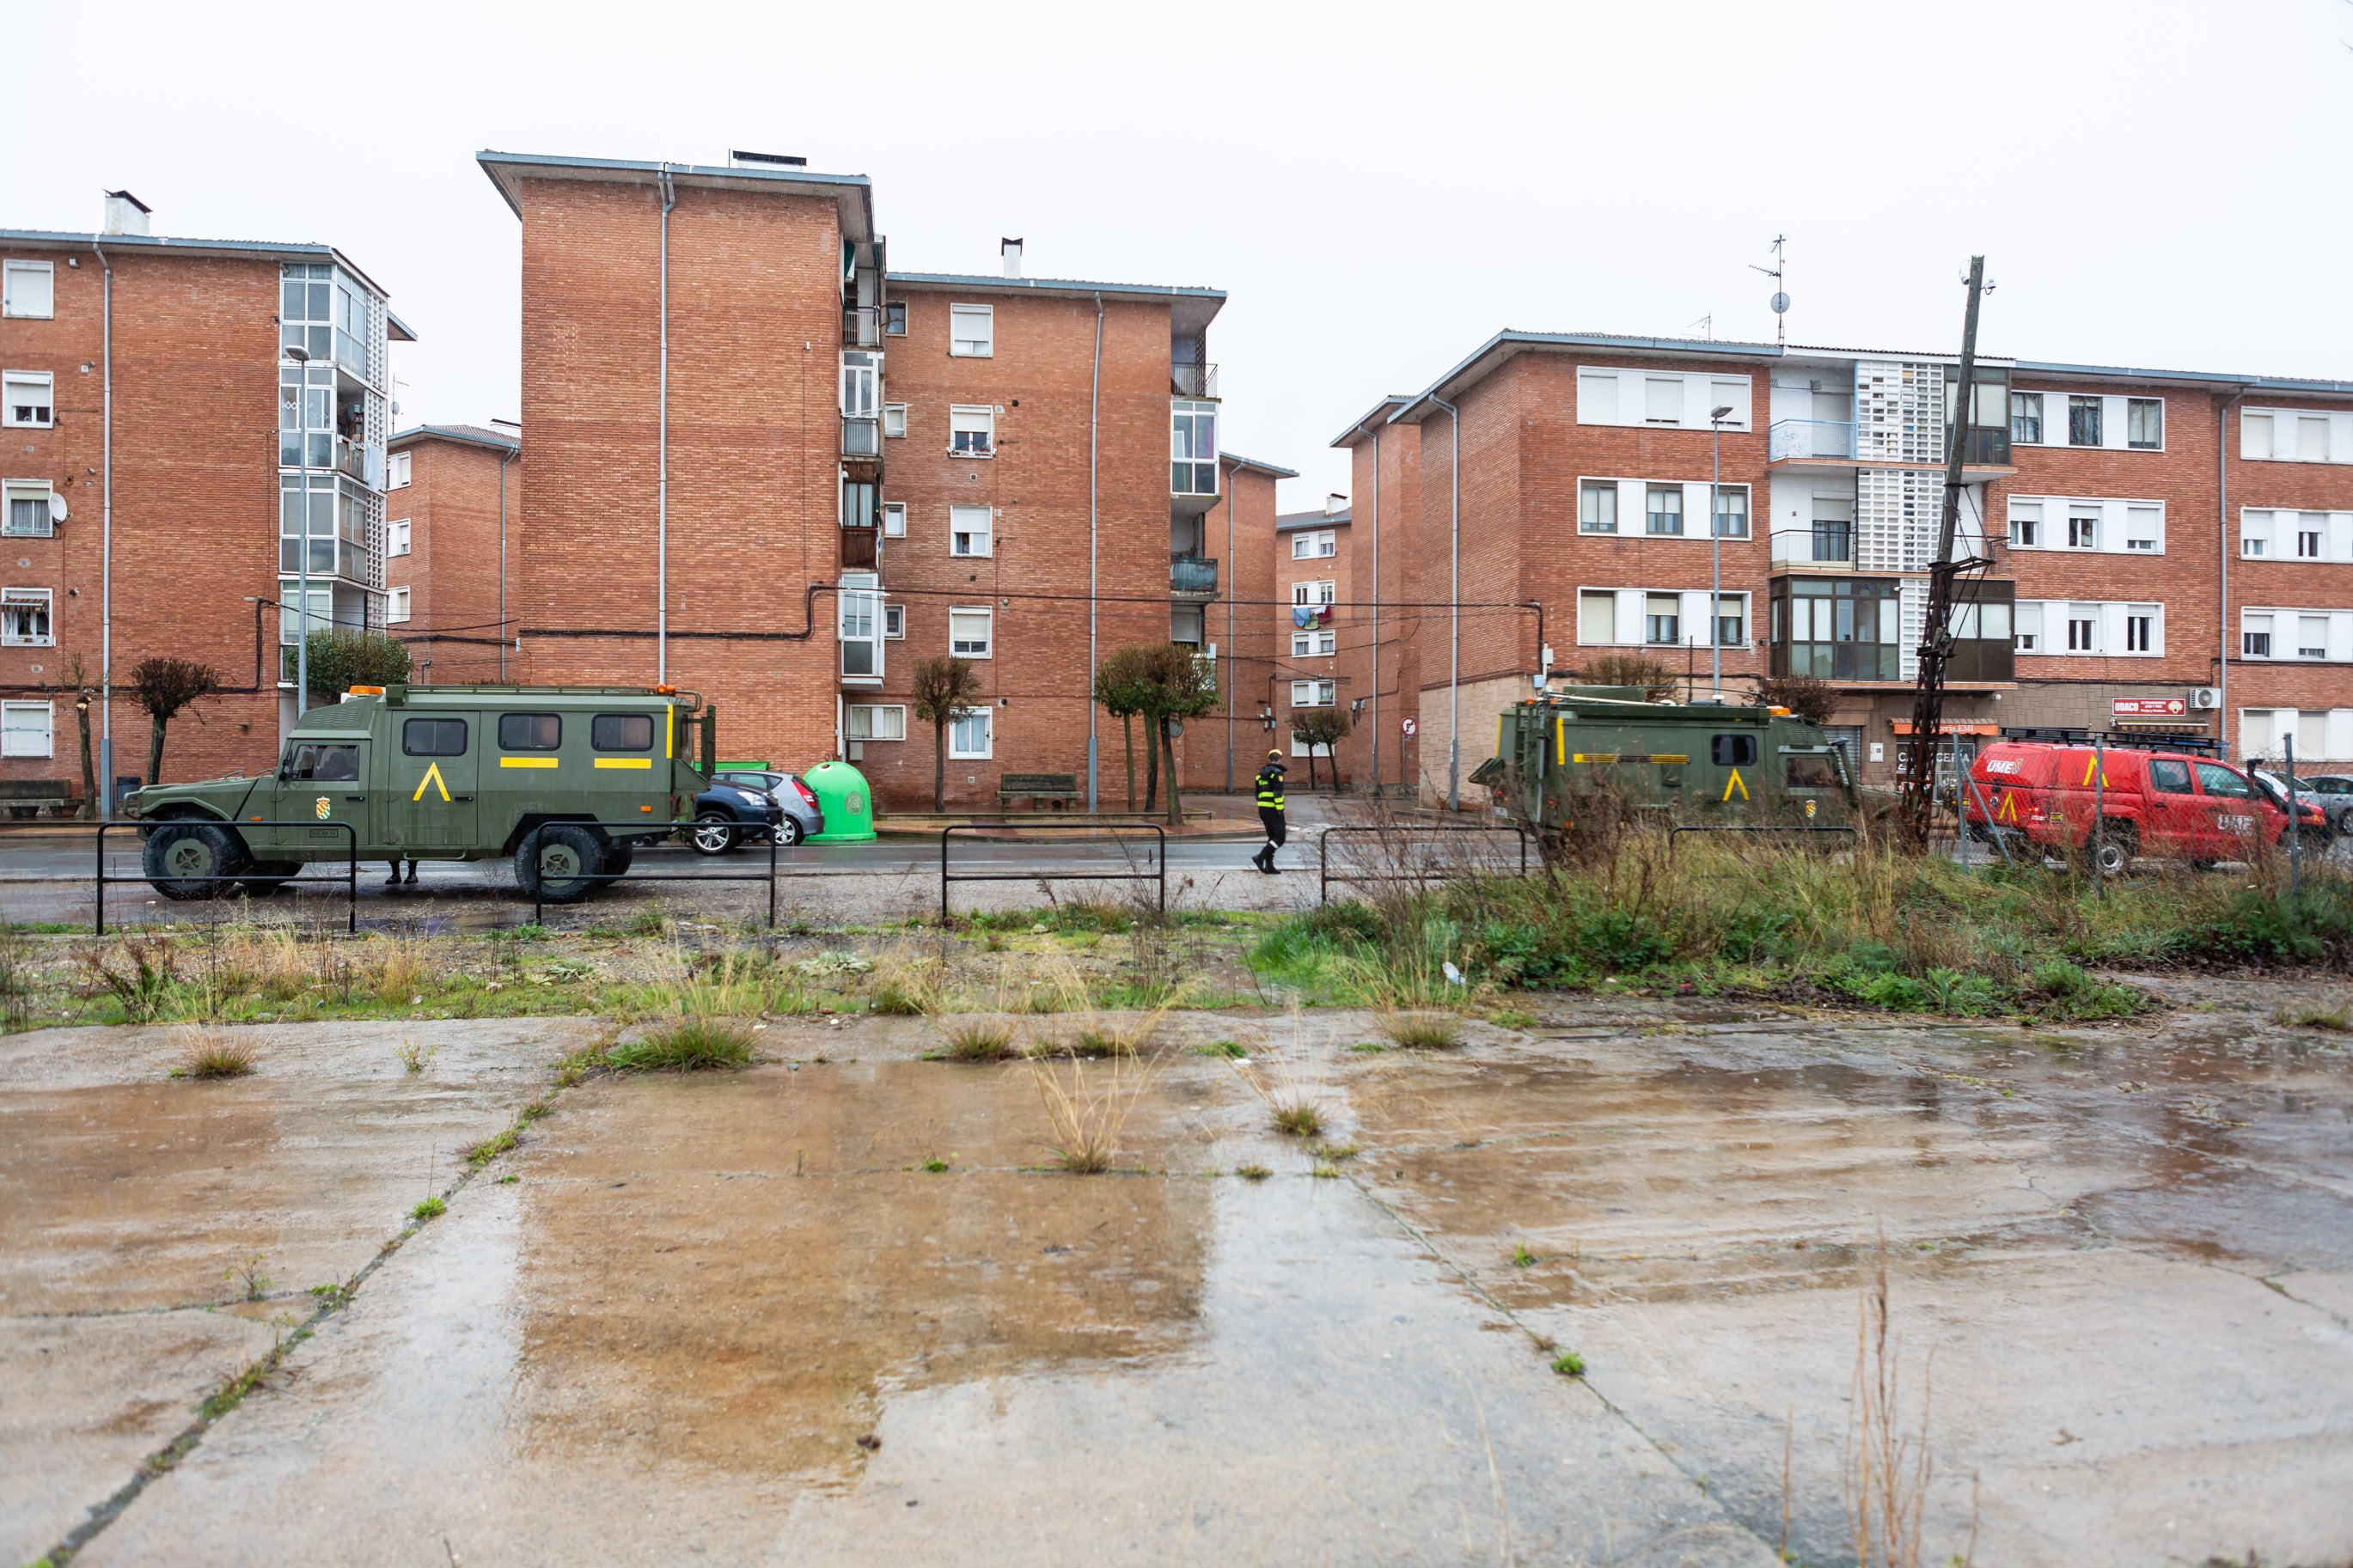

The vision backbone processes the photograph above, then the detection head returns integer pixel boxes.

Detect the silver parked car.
[2289,772,2353,833]
[713,770,825,845]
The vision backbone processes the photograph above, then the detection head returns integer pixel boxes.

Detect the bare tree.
[1573,651,1678,701]
[1292,708,1352,791]
[1757,671,1837,725]
[127,656,222,786]
[910,655,986,813]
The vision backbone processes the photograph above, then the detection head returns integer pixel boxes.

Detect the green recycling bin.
[803,760,877,843]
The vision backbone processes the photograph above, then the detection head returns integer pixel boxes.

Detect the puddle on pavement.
[505,1060,1226,1483]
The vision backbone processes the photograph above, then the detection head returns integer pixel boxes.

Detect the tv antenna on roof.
[1748,235,1788,346]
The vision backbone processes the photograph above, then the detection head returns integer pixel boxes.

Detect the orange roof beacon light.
[1768,705,1792,716]
[654,685,677,696]
[347,686,386,697]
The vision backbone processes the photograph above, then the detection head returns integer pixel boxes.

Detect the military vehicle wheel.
[590,839,636,888]
[690,810,740,856]
[144,821,247,900]
[239,860,302,894]
[516,824,606,904]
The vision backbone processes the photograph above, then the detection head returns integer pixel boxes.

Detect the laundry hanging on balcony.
[1291,605,1335,629]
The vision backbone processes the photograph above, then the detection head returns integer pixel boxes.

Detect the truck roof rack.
[1997,726,2222,757]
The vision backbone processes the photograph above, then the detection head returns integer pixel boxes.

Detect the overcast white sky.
[11,1,2353,509]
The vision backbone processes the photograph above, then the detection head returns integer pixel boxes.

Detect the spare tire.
[144,821,248,900]
[516,823,606,905]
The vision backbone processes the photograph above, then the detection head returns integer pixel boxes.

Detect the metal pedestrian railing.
[1317,823,1532,906]
[0,819,359,935]
[521,820,779,927]
[939,821,1165,920]
[1665,824,1857,854]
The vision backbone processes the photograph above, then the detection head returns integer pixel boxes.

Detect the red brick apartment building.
[480,150,1271,810]
[384,422,519,685]
[1274,495,1352,779]
[0,192,409,803]
[1342,330,2353,805]
[1332,397,1421,795]
[1181,452,1286,796]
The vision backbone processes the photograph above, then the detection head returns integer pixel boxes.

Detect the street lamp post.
[1708,404,1734,699]
[286,345,314,717]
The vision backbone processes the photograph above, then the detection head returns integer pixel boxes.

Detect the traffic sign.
[1401,717,1418,736]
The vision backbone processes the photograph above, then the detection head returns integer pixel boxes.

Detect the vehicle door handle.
[345,795,367,802]
[451,795,474,802]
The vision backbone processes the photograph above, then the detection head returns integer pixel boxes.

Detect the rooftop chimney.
[1325,492,1347,517]
[1001,237,1024,279]
[102,190,151,237]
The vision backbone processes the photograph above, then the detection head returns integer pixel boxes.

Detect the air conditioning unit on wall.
[2191,687,2221,710]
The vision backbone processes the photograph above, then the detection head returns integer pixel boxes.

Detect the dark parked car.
[689,781,785,856]
[713,770,825,845]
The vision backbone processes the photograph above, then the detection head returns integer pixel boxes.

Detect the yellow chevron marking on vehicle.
[2081,754,2109,786]
[499,757,559,769]
[412,762,451,802]
[595,758,652,769]
[1723,766,1751,802]
[1998,790,2020,822]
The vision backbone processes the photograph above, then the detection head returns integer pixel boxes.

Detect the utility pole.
[1899,255,1987,849]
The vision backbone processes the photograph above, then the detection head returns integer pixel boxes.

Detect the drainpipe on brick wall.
[657,163,675,686]
[498,441,519,680]
[1225,465,1235,794]
[1086,292,1102,811]
[1430,394,1459,810]
[1369,424,1381,792]
[2217,387,2247,760]
[93,236,113,814]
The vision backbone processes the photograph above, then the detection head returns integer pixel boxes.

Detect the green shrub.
[608,1017,756,1071]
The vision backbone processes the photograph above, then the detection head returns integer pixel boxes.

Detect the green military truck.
[125,684,716,903]
[1470,688,1857,838]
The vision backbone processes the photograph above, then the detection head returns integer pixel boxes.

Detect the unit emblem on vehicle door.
[315,796,332,820]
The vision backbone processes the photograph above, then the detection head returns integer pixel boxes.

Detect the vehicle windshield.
[1785,753,1840,789]
[285,742,360,781]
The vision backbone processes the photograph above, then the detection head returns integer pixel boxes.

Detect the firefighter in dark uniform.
[1252,750,1287,874]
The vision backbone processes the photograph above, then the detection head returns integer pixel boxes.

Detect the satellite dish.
[47,493,67,522]
[1769,292,1791,316]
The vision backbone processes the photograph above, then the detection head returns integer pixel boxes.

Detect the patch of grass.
[224,1251,272,1301]
[1381,1010,1464,1049]
[938,1018,1017,1061]
[172,1027,255,1079]
[1511,1242,1537,1268]
[1486,1007,1537,1029]
[1549,1350,1586,1378]
[2279,1001,2352,1031]
[83,936,180,1022]
[867,955,939,1016]
[919,1157,949,1174]
[1269,1097,1323,1138]
[1235,1164,1273,1181]
[1193,1039,1248,1059]
[1348,1040,1387,1053]
[608,1016,756,1071]
[411,1196,446,1220]
[1032,1056,1152,1174]
[463,1126,518,1167]
[395,1038,437,1074]
[495,1173,519,1185]
[1310,1161,1342,1179]
[624,906,671,938]
[1314,1141,1362,1162]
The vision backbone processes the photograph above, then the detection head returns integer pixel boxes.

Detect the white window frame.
[2240,406,2353,464]
[838,571,883,684]
[883,403,907,440]
[388,586,412,624]
[1289,679,1335,707]
[949,605,993,659]
[3,370,54,429]
[1,699,53,759]
[2297,520,2325,559]
[2126,397,2163,450]
[1644,595,1681,646]
[387,450,411,489]
[2066,614,2097,652]
[1712,485,1750,540]
[948,706,993,759]
[388,518,412,556]
[1291,579,1335,607]
[949,405,994,457]
[839,351,881,418]
[949,304,994,358]
[1290,529,1336,559]
[882,501,906,538]
[950,504,993,558]
[1292,629,1336,656]
[2066,509,2099,551]
[846,704,907,741]
[1574,366,1753,432]
[1577,590,1617,645]
[3,479,56,539]
[3,260,56,320]
[2008,500,2041,547]
[1,587,52,647]
[1579,479,1617,535]
[883,602,905,638]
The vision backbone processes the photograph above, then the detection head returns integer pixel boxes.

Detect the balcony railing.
[1170,554,1218,595]
[1171,362,1219,399]
[1769,418,1856,461]
[843,305,883,349]
[1771,524,1855,567]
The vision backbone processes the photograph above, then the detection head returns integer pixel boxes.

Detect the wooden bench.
[0,778,74,820]
[997,772,1081,810]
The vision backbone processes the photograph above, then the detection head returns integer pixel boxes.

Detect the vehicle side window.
[2194,762,2252,799]
[2148,760,2193,794]
[499,713,561,751]
[287,743,360,781]
[1786,754,1839,788]
[592,713,654,752]
[1711,734,1757,766]
[402,717,468,757]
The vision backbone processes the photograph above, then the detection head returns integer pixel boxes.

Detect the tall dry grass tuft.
[360,932,433,1005]
[174,1024,256,1079]
[1844,1237,1935,1568]
[1030,1054,1155,1174]
[1035,955,1189,1059]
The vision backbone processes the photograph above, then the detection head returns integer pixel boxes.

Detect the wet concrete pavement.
[9,993,2352,1565]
